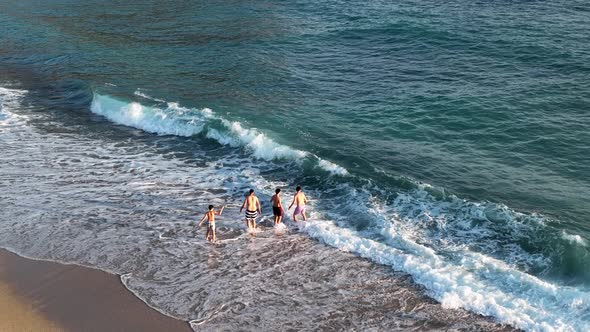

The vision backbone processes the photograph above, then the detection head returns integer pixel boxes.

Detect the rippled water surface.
[1,0,589,331]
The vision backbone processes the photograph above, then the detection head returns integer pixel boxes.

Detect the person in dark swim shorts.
[270,188,284,225]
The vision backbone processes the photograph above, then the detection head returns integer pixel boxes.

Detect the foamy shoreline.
[0,243,517,332]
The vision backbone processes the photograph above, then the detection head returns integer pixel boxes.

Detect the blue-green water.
[1,1,589,331]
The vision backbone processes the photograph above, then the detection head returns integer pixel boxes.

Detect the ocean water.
[1,1,589,331]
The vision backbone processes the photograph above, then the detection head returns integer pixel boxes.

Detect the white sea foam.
[0,87,28,126]
[91,94,207,136]
[562,231,587,247]
[217,119,308,161]
[0,87,27,101]
[302,212,590,332]
[134,89,166,103]
[274,223,288,235]
[317,159,349,176]
[90,93,349,173]
[385,190,551,272]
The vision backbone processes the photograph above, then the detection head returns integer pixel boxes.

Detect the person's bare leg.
[278,216,282,224]
[302,212,307,221]
[212,229,216,242]
[293,214,297,222]
[205,228,211,241]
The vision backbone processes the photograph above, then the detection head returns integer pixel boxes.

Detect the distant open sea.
[1,1,589,331]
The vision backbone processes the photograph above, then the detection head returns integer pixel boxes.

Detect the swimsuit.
[273,206,282,217]
[245,209,258,220]
[207,221,215,232]
[294,205,306,215]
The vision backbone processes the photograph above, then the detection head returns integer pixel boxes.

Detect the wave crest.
[90,93,348,175]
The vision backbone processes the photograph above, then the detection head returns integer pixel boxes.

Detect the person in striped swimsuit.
[240,189,261,230]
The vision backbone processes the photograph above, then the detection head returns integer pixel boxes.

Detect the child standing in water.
[198,205,224,242]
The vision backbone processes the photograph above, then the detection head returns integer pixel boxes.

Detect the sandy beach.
[0,248,191,332]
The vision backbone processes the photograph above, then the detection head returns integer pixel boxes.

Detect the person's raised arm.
[216,206,225,215]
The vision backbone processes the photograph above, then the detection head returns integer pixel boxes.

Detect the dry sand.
[0,249,192,332]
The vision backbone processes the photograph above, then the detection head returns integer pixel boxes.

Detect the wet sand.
[0,248,192,332]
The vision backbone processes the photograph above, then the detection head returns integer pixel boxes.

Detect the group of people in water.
[198,186,308,242]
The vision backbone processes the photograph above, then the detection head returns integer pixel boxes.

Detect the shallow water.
[1,0,589,331]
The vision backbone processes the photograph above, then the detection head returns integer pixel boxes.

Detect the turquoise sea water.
[1,1,589,331]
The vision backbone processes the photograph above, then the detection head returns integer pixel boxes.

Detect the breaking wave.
[91,93,343,174]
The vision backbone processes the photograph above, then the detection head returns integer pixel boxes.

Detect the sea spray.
[274,223,288,235]
[91,93,347,175]
[90,94,206,137]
